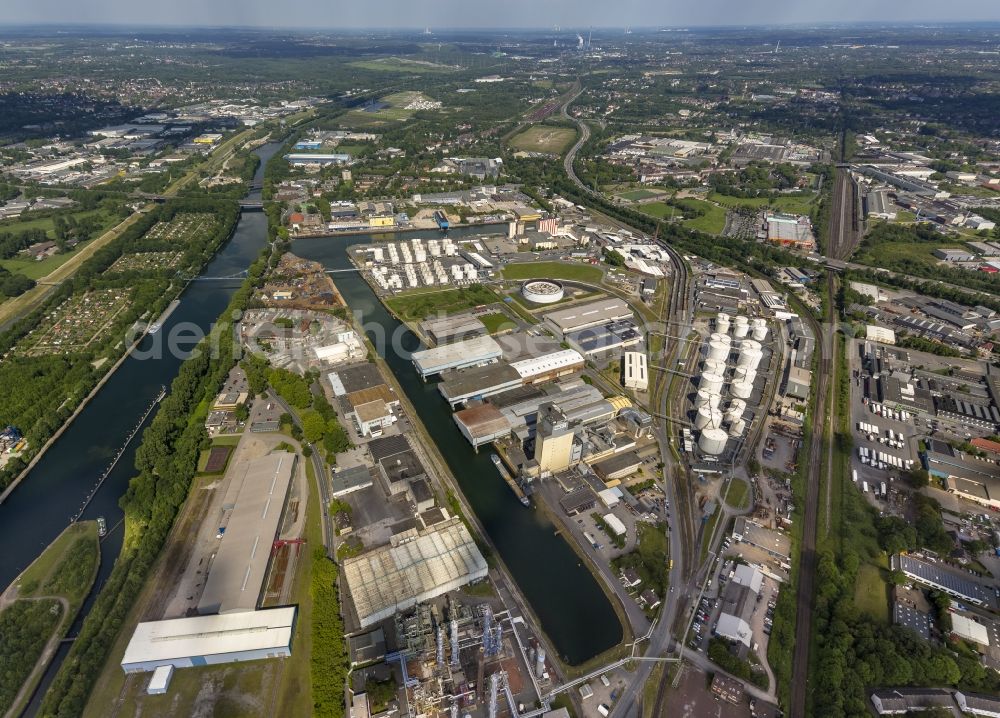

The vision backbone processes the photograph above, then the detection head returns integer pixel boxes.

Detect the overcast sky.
[1,0,998,29]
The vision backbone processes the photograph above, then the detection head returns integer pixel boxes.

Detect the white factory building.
[543,297,633,338]
[121,608,297,673]
[411,335,503,378]
[623,351,648,391]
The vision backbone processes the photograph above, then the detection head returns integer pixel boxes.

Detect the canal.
[0,142,281,716]
[293,229,623,665]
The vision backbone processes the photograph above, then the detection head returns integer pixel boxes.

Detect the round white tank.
[699,428,728,456]
[694,405,723,430]
[710,332,732,345]
[694,388,721,410]
[731,380,754,399]
[700,372,725,395]
[703,358,726,376]
[716,312,731,334]
[737,341,763,370]
[751,318,769,341]
[733,317,750,339]
[729,418,747,437]
[734,369,757,386]
[724,400,747,423]
[707,340,730,362]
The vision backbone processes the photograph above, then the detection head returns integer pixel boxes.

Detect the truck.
[862,481,869,493]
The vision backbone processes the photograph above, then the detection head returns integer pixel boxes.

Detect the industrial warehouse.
[120,608,297,673]
[342,517,489,628]
[198,453,296,615]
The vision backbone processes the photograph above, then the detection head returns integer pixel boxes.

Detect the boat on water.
[147,322,162,335]
[491,454,530,507]
[97,516,107,537]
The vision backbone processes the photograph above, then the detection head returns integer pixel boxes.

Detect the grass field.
[854,563,890,623]
[709,192,817,216]
[509,125,577,154]
[386,285,499,321]
[0,209,119,280]
[641,199,727,235]
[855,240,964,267]
[342,91,438,128]
[479,312,516,334]
[724,479,750,510]
[616,189,661,202]
[500,261,604,284]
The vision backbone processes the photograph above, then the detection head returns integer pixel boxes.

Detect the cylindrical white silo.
[694,388,721,410]
[699,428,728,456]
[733,366,752,383]
[703,358,726,376]
[729,418,747,437]
[724,400,747,424]
[716,312,731,334]
[737,340,763,370]
[695,406,723,430]
[731,380,753,399]
[751,318,768,341]
[707,341,730,362]
[700,372,725,395]
[710,332,732,346]
[733,316,750,339]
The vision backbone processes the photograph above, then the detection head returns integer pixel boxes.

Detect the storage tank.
[729,418,747,437]
[731,380,754,399]
[733,316,750,339]
[716,312,731,334]
[694,388,721,410]
[707,340,730,362]
[699,428,728,456]
[536,648,546,679]
[737,340,763,370]
[733,366,756,383]
[695,406,723,431]
[700,372,725,395]
[703,358,726,376]
[724,400,747,424]
[709,332,732,346]
[751,318,769,342]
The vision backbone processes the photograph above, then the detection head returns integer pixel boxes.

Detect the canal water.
[1,142,281,716]
[293,230,623,665]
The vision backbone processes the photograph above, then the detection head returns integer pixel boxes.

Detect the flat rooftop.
[543,297,631,333]
[411,335,502,376]
[342,517,489,627]
[198,453,296,615]
[892,554,994,606]
[122,607,296,671]
[438,363,522,403]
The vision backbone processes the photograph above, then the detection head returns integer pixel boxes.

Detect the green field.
[386,285,499,321]
[853,563,890,623]
[500,261,604,284]
[641,199,727,235]
[708,191,817,216]
[509,125,577,154]
[617,189,661,202]
[479,312,516,334]
[855,240,965,267]
[342,90,439,128]
[0,209,119,279]
[724,479,750,510]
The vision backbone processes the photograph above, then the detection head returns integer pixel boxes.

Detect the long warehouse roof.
[198,453,296,615]
[411,335,502,375]
[543,297,632,332]
[122,608,296,668]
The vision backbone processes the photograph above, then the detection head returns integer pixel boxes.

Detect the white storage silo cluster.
[695,315,770,456]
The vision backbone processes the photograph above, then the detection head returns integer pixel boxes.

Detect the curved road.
[559,83,704,718]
